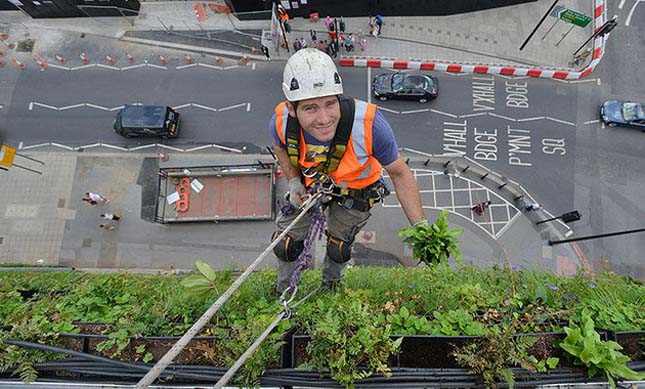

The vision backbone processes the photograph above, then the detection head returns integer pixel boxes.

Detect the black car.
[114,105,180,138]
[372,72,439,103]
[600,100,645,131]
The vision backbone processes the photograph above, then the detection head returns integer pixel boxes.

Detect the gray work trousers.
[275,201,371,289]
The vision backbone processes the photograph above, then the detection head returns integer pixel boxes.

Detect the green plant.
[399,210,463,266]
[452,329,539,388]
[384,306,431,335]
[429,309,488,336]
[303,290,402,388]
[180,260,232,298]
[559,308,645,388]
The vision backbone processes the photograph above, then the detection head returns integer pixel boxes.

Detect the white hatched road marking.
[377,106,399,114]
[42,62,248,72]
[626,1,643,26]
[28,102,250,113]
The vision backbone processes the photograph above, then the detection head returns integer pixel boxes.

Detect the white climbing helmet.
[282,48,343,102]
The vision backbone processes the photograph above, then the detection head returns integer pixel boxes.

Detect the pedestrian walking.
[83,192,109,205]
[299,37,308,49]
[324,15,333,31]
[100,213,121,221]
[293,38,301,52]
[261,44,270,60]
[329,41,337,58]
[310,29,317,42]
[368,16,375,36]
[525,203,542,212]
[374,14,383,35]
[269,49,425,291]
[338,16,346,32]
[472,200,492,216]
[317,40,325,51]
[344,33,355,52]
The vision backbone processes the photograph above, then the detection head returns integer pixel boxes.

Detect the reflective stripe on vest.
[273,100,382,189]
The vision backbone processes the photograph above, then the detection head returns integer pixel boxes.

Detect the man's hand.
[288,177,306,207]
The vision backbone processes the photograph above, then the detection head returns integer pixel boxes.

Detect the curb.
[120,36,266,62]
[339,0,606,80]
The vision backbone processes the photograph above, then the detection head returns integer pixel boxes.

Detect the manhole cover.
[17,39,35,53]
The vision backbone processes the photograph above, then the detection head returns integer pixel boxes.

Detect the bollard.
[55,54,66,64]
[0,33,7,40]
[33,56,47,70]
[159,152,169,162]
[240,54,250,64]
[443,160,451,168]
[185,54,193,64]
[105,54,116,65]
[10,58,25,69]
[424,159,430,166]
[251,47,257,54]
[79,53,90,64]
[0,60,5,67]
[498,182,507,190]
[214,56,222,65]
[405,158,410,165]
[126,52,135,62]
[480,172,489,180]
[6,42,14,49]
[514,195,524,202]
[159,55,168,65]
[462,165,469,173]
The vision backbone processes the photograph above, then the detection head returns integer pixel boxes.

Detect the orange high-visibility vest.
[274,99,383,189]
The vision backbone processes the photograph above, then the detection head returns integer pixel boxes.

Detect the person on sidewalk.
[374,14,383,35]
[293,38,301,52]
[310,29,317,43]
[99,222,115,231]
[100,213,121,221]
[338,16,346,33]
[525,203,542,212]
[324,15,333,31]
[83,192,109,205]
[261,44,270,60]
[269,49,425,291]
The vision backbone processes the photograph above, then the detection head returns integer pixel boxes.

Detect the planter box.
[291,331,610,369]
[614,331,645,361]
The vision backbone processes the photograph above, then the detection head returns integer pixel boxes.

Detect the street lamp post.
[536,210,581,225]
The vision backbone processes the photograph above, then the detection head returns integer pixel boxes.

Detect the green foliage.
[559,309,645,388]
[429,309,488,336]
[383,306,431,335]
[399,210,463,266]
[452,329,540,389]
[304,290,402,388]
[180,259,233,299]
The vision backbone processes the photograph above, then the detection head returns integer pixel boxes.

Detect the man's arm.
[383,154,425,224]
[273,142,301,180]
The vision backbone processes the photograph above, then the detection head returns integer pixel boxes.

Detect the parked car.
[372,72,439,103]
[600,100,645,131]
[114,105,180,138]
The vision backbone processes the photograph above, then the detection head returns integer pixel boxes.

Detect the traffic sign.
[550,5,592,28]
[0,144,16,168]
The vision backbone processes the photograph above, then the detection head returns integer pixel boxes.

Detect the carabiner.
[278,285,298,309]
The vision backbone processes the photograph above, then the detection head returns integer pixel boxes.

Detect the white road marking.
[246,103,251,112]
[626,1,642,26]
[619,0,626,9]
[584,119,600,124]
[185,145,213,152]
[568,78,600,84]
[218,103,247,112]
[516,116,546,122]
[459,112,487,118]
[85,103,110,111]
[597,78,601,85]
[546,116,575,126]
[96,64,120,71]
[172,103,192,109]
[601,122,605,129]
[50,142,75,151]
[31,102,59,110]
[70,64,95,71]
[18,142,22,149]
[252,63,256,70]
[176,63,198,70]
[121,64,147,70]
[109,105,125,111]
[28,102,33,110]
[488,112,517,121]
[430,108,458,118]
[224,65,240,70]
[377,106,399,114]
[48,64,70,70]
[58,103,85,111]
[401,108,430,114]
[101,144,129,151]
[191,103,219,112]
[146,64,168,70]
[197,63,223,70]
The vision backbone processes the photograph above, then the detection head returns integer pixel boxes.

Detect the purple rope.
[289,206,326,290]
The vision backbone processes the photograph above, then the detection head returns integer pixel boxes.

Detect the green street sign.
[550,5,592,28]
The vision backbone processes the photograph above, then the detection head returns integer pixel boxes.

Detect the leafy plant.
[559,308,645,388]
[303,290,402,388]
[399,210,463,266]
[452,329,539,388]
[180,260,232,298]
[384,306,431,335]
[429,309,488,336]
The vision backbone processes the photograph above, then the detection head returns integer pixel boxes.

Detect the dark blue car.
[600,100,645,131]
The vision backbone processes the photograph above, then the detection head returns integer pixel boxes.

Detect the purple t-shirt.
[270,108,399,167]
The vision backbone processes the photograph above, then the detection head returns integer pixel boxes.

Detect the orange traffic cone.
[79,53,89,64]
[159,55,168,65]
[11,58,25,69]
[214,56,222,65]
[55,54,66,64]
[126,52,135,62]
[33,56,47,70]
[185,54,193,64]
[105,54,116,65]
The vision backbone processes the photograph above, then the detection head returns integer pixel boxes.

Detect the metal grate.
[16,39,35,53]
